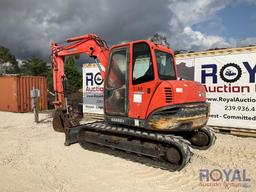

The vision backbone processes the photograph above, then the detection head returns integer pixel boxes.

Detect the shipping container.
[0,76,47,112]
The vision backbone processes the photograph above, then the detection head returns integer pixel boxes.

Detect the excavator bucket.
[52,108,80,132]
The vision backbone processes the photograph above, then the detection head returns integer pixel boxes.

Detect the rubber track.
[77,122,192,171]
[193,126,216,150]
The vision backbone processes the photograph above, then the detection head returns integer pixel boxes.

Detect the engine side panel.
[146,81,207,118]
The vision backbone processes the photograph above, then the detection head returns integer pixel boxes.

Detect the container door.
[105,46,129,116]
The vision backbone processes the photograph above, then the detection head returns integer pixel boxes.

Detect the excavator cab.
[105,41,174,118]
[104,40,209,133]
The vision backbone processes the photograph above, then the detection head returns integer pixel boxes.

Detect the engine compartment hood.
[165,79,206,105]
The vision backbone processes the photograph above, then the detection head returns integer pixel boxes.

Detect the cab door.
[129,42,156,119]
[104,46,129,116]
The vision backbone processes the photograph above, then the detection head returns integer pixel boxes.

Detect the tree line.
[0,45,82,92]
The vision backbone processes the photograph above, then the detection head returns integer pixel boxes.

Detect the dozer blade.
[64,121,102,146]
[64,126,81,146]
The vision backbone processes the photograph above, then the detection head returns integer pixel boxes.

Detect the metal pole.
[34,96,39,123]
[31,87,39,123]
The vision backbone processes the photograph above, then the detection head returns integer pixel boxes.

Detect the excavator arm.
[50,33,110,110]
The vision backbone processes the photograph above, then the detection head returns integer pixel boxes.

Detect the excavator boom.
[51,33,109,109]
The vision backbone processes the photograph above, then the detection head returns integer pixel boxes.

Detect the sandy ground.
[0,111,255,192]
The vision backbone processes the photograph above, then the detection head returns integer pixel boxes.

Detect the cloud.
[170,27,231,51]
[0,0,172,60]
[168,0,256,51]
[229,37,256,47]
[0,0,255,60]
[169,0,228,27]
[170,27,256,52]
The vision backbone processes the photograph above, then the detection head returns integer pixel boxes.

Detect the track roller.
[178,127,216,150]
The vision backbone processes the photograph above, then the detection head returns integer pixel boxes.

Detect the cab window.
[132,43,154,85]
[155,50,176,80]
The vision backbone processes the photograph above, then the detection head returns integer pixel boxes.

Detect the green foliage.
[21,57,49,76]
[47,70,53,91]
[0,45,20,74]
[64,56,82,92]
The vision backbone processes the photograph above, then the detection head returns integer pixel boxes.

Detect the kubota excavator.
[51,33,216,171]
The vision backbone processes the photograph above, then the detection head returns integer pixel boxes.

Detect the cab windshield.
[155,50,176,80]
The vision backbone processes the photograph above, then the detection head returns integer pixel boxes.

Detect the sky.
[0,0,255,61]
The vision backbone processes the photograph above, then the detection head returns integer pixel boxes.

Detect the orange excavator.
[51,33,215,171]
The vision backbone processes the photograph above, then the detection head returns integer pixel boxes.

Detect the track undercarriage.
[52,105,216,171]
[63,121,216,171]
